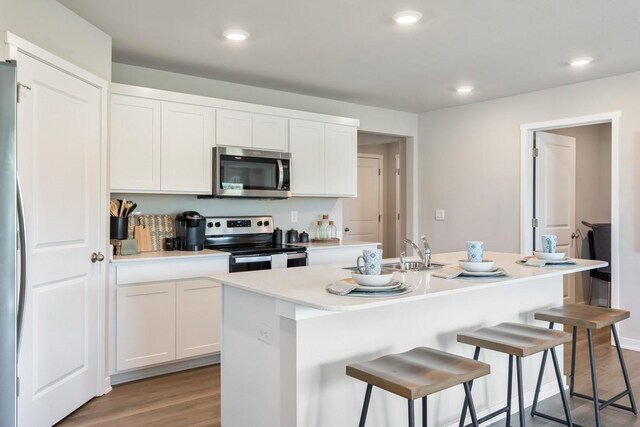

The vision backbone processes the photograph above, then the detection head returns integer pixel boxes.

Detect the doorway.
[343,132,407,257]
[521,113,619,306]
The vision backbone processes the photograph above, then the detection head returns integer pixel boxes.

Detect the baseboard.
[110,354,220,385]
[619,336,640,352]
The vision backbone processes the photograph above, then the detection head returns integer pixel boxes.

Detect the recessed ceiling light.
[223,29,250,41]
[392,11,423,25]
[569,57,593,67]
[456,86,474,94]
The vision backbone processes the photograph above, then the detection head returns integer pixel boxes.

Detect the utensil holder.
[110,217,128,240]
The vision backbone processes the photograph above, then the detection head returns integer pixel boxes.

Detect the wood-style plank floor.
[57,327,639,426]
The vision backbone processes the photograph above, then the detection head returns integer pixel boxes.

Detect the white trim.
[356,154,384,246]
[5,32,108,89]
[619,337,640,353]
[111,354,220,385]
[395,154,402,256]
[520,112,621,309]
[110,83,360,127]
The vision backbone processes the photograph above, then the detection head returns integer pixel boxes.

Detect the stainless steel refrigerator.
[0,59,23,427]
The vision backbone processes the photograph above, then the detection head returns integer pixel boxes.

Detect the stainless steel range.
[204,216,307,272]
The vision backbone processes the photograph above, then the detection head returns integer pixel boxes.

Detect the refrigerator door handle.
[16,177,26,353]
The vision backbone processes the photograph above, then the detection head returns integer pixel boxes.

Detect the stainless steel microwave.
[207,146,291,199]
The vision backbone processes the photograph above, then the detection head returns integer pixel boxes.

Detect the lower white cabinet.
[116,282,177,371]
[176,280,221,358]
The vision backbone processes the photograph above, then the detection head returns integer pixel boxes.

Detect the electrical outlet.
[258,324,273,344]
[435,209,445,221]
[291,210,298,223]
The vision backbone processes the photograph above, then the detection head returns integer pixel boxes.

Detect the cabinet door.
[325,124,358,197]
[252,114,288,151]
[110,95,161,191]
[161,102,213,193]
[176,279,221,359]
[216,109,252,148]
[116,283,176,371]
[289,119,325,195]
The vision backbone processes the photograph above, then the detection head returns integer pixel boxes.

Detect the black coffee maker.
[175,211,206,251]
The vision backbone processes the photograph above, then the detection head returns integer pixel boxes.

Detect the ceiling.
[60,0,640,113]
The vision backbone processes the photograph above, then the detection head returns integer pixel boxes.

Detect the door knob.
[91,252,105,263]
[344,227,350,233]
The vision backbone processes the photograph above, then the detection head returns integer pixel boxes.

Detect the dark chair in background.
[582,221,611,307]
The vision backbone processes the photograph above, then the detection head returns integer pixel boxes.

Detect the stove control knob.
[215,222,221,228]
[207,222,213,228]
[264,220,270,226]
[257,221,263,226]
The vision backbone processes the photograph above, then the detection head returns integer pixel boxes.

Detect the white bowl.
[534,251,566,261]
[458,260,495,272]
[351,272,394,287]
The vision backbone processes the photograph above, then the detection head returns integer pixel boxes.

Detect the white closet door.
[16,52,102,427]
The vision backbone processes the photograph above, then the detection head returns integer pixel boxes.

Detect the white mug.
[356,249,383,275]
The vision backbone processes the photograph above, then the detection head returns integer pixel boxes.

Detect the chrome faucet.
[402,235,431,269]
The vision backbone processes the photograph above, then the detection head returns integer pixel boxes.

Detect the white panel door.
[216,109,252,148]
[325,124,358,196]
[176,280,221,359]
[289,119,325,195]
[343,156,382,243]
[252,114,288,151]
[110,95,161,191]
[116,283,176,371]
[16,52,102,427]
[161,102,213,193]
[535,131,576,301]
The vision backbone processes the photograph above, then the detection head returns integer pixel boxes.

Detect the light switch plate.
[258,323,273,344]
[435,209,445,221]
[291,210,298,223]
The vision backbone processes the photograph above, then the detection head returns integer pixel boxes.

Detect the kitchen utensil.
[351,272,394,286]
[356,249,383,275]
[286,228,299,243]
[540,235,558,253]
[134,217,152,252]
[299,231,309,243]
[109,199,119,217]
[466,241,484,262]
[459,260,495,272]
[126,203,137,217]
[533,251,566,260]
[119,197,127,217]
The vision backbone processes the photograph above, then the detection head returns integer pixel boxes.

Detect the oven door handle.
[233,255,272,264]
[276,159,284,190]
[287,252,307,260]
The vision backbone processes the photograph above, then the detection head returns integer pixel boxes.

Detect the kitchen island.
[211,252,606,427]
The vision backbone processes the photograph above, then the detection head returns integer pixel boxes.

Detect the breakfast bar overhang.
[211,252,606,427]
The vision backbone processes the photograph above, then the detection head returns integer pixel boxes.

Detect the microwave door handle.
[276,159,284,190]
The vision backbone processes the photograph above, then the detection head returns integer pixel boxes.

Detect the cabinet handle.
[344,227,350,233]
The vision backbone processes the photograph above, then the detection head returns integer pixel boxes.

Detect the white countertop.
[211,252,607,311]
[111,248,228,264]
[293,240,379,250]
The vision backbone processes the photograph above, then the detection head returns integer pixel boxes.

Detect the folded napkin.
[119,239,140,256]
[432,267,463,279]
[523,257,547,267]
[326,279,358,296]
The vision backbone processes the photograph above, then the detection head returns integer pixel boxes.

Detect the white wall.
[0,0,111,80]
[549,124,611,304]
[418,71,640,347]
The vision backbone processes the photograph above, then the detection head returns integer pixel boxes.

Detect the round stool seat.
[534,304,629,329]
[457,322,572,357]
[347,347,490,400]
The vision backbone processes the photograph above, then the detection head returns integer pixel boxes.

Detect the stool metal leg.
[516,357,526,427]
[463,382,480,427]
[531,349,548,414]
[408,399,415,427]
[612,324,638,414]
[359,384,373,427]
[459,347,480,427]
[422,396,427,427]
[587,329,602,427]
[506,354,513,427]
[569,326,577,397]
[551,347,574,427]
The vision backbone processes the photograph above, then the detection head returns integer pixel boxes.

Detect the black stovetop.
[206,242,306,256]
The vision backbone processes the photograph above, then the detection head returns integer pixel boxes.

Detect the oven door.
[229,252,308,273]
[213,146,291,199]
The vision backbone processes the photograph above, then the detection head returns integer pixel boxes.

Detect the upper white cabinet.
[290,119,357,197]
[110,95,161,191]
[217,109,288,151]
[161,102,213,193]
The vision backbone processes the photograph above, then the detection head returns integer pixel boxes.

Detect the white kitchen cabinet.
[161,102,213,193]
[325,124,357,197]
[216,109,252,148]
[217,110,288,151]
[116,282,176,371]
[252,114,288,151]
[176,279,221,359]
[110,95,161,191]
[289,119,357,197]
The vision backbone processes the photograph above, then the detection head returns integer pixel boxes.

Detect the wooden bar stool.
[457,322,573,427]
[534,304,637,427]
[346,347,490,427]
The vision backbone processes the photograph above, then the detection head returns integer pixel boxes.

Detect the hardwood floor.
[57,327,639,426]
